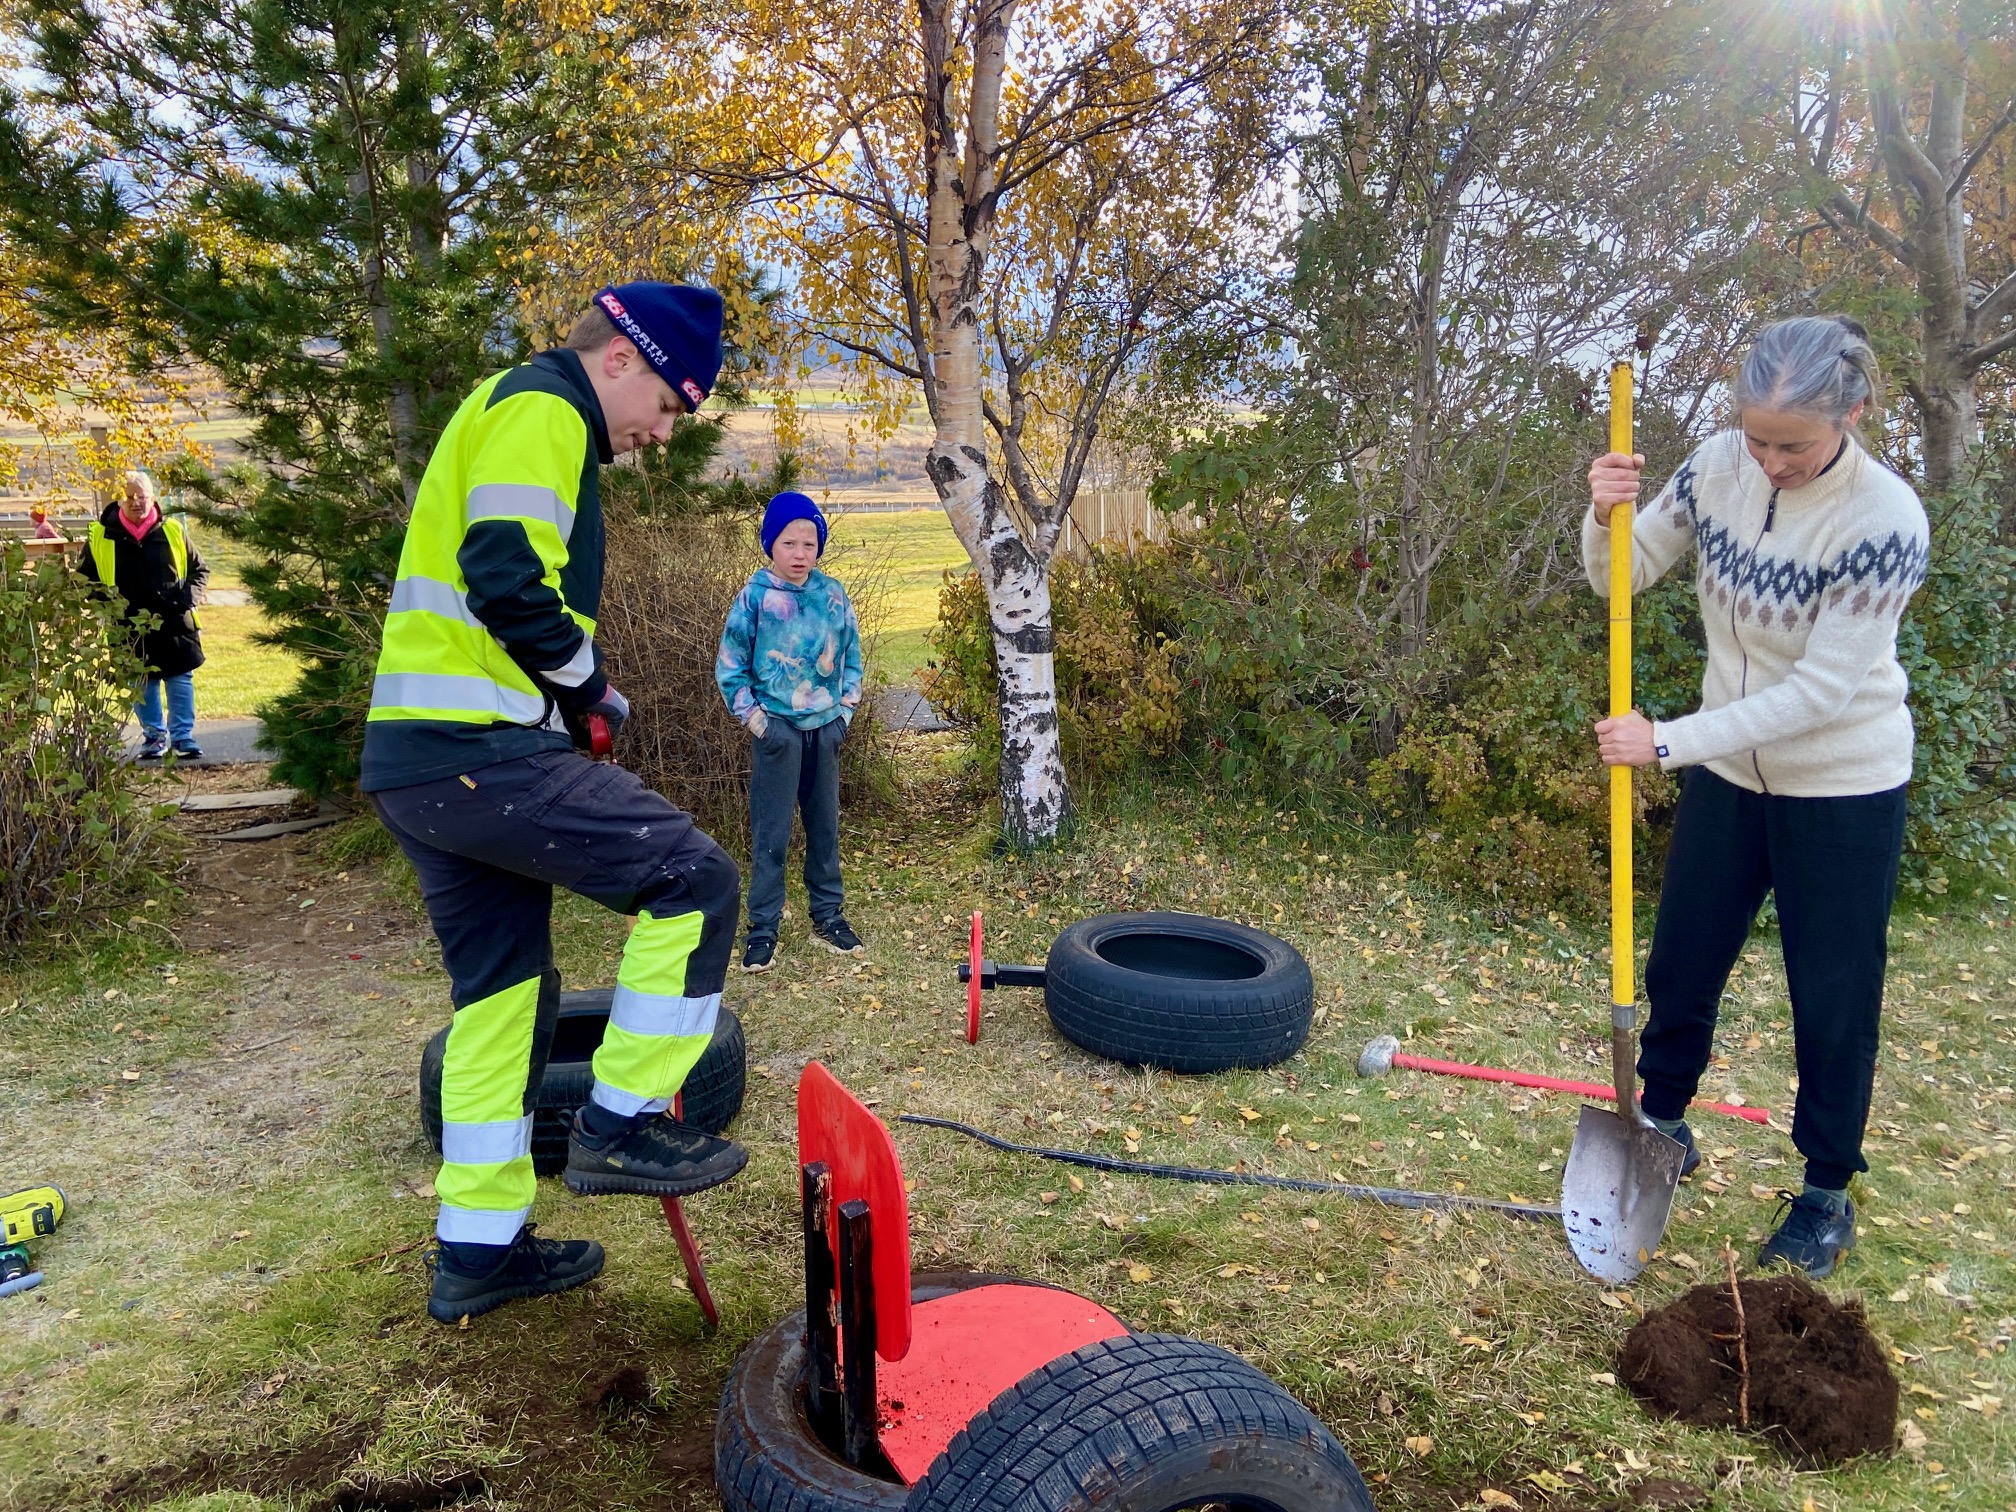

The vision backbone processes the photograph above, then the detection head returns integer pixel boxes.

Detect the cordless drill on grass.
[1,1186,67,1297]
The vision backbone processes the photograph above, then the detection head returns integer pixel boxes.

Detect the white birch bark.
[917,0,1073,845]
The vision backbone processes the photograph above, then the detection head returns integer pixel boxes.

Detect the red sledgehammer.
[1354,1034,1769,1125]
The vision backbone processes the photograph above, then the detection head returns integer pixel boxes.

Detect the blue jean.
[136,673,196,746]
[745,716,846,941]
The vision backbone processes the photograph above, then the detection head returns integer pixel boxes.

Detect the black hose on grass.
[897,1114,1563,1222]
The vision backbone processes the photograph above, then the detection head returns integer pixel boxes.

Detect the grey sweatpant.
[745,716,846,942]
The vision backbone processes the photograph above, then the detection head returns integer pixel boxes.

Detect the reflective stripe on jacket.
[360,350,614,792]
[87,517,197,626]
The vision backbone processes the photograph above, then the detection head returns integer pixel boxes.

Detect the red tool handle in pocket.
[586,712,613,761]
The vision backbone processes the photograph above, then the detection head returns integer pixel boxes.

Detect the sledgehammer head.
[1356,1034,1400,1078]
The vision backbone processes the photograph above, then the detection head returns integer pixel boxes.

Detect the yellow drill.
[1,1186,66,1297]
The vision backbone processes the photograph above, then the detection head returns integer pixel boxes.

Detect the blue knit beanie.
[761,491,828,558]
[591,282,725,409]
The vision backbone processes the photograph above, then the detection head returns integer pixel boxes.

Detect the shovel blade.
[1561,1104,1686,1284]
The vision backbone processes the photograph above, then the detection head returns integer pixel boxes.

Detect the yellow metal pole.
[1608,362,1634,1012]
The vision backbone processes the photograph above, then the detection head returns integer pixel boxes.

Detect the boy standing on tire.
[715,491,865,972]
[361,283,748,1324]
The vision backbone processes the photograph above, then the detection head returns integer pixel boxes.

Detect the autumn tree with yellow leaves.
[711,0,1294,845]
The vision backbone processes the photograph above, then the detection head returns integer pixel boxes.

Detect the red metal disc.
[966,911,982,1044]
[876,1283,1127,1483]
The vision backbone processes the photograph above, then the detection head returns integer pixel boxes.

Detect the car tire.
[715,1272,1032,1512]
[1042,913,1313,1074]
[421,990,746,1175]
[903,1332,1375,1512]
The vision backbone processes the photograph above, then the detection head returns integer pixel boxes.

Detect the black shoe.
[1757,1191,1856,1279]
[741,937,776,973]
[564,1112,749,1198]
[813,917,864,955]
[1669,1121,1702,1180]
[171,742,204,760]
[425,1224,603,1324]
[137,736,168,761]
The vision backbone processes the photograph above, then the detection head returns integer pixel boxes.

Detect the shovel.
[1562,361,1687,1285]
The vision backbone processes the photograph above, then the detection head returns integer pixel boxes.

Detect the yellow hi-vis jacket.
[360,350,614,792]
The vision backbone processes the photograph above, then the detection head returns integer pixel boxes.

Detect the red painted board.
[797,1061,912,1361]
[876,1285,1128,1484]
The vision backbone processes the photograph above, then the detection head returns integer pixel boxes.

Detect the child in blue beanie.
[716,491,865,970]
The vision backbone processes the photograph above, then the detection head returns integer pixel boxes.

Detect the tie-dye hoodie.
[716,566,864,730]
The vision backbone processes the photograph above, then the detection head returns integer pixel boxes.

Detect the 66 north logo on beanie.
[593,282,725,409]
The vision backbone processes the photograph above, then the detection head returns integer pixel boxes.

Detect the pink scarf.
[117,504,159,543]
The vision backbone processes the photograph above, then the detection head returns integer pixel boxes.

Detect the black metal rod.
[955,960,1046,989]
[800,1163,840,1441]
[897,1114,1562,1221]
[836,1198,879,1469]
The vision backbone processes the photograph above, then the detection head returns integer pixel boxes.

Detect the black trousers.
[373,750,742,1248]
[1638,767,1906,1191]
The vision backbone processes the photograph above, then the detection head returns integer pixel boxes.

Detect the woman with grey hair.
[1583,315,1929,1279]
[80,470,209,759]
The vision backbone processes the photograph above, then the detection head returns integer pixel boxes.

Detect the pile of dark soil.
[1620,1274,1897,1465]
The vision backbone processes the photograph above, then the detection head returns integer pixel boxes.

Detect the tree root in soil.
[1619,1273,1897,1465]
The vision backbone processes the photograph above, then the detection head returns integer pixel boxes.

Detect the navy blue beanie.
[591,282,725,409]
[761,491,828,558]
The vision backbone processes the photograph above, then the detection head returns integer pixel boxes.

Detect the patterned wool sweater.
[1582,429,1929,798]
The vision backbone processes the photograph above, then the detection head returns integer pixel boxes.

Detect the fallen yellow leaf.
[1128,1263,1153,1283]
[1404,1435,1433,1457]
[1478,1491,1519,1509]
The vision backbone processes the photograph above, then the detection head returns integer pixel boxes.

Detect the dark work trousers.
[1638,766,1907,1192]
[744,716,846,944]
[372,750,741,1245]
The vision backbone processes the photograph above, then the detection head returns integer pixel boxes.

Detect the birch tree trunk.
[917,0,1073,845]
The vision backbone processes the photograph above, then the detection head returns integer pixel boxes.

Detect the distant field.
[825,505,969,686]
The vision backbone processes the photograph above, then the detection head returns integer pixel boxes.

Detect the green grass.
[826,506,969,686]
[2,747,2009,1511]
[191,603,301,719]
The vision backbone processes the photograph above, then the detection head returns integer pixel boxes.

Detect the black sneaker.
[137,735,168,761]
[1668,1120,1702,1180]
[813,917,864,956]
[1757,1191,1856,1279]
[741,937,776,973]
[564,1112,749,1198]
[425,1224,603,1324]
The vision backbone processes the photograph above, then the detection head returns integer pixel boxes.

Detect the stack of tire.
[717,1272,1377,1511]
[419,988,746,1170]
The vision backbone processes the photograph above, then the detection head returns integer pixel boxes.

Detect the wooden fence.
[1058,488,1192,558]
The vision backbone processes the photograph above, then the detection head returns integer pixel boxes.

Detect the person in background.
[716,491,865,972]
[1585,315,1928,1279]
[28,503,64,540]
[80,470,207,761]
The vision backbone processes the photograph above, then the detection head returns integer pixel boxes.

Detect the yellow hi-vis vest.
[86,516,199,627]
[366,358,603,732]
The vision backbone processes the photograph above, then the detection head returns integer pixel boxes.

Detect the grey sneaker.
[425,1225,603,1324]
[813,917,864,955]
[563,1112,748,1198]
[1757,1191,1855,1279]
[137,735,168,761]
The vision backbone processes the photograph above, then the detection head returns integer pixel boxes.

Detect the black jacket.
[79,504,208,678]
